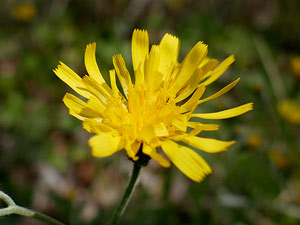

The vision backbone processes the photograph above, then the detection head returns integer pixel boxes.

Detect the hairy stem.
[109,163,142,225]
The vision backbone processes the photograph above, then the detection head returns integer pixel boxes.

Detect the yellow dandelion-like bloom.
[247,135,262,148]
[12,3,37,22]
[291,56,300,79]
[54,30,253,182]
[278,99,300,124]
[268,150,289,169]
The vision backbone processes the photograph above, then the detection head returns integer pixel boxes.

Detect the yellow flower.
[12,3,37,22]
[54,30,253,182]
[268,150,289,169]
[278,99,300,124]
[247,135,262,148]
[291,56,300,79]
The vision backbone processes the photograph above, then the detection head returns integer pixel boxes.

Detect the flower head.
[54,29,253,182]
[278,99,300,124]
[12,3,37,22]
[291,56,300,79]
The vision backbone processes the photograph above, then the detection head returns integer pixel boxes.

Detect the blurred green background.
[1,0,300,224]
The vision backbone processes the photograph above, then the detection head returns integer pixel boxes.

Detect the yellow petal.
[86,96,106,114]
[199,57,219,72]
[171,115,188,131]
[134,63,145,87]
[139,125,155,143]
[170,122,219,141]
[142,144,171,167]
[113,54,133,97]
[63,93,100,120]
[81,76,110,105]
[198,57,219,82]
[158,33,179,78]
[201,55,235,86]
[187,122,219,136]
[109,69,120,97]
[144,45,161,88]
[53,62,91,99]
[192,103,253,119]
[149,71,164,92]
[175,68,204,103]
[161,140,211,182]
[132,29,149,71]
[125,141,141,160]
[139,123,169,143]
[198,78,240,104]
[199,57,219,76]
[83,119,113,133]
[89,133,122,158]
[63,93,86,113]
[169,42,208,95]
[153,122,169,137]
[180,85,206,112]
[84,43,106,83]
[182,136,236,153]
[187,122,219,131]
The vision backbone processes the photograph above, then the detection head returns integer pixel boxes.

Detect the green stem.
[109,163,142,225]
[32,210,65,225]
[0,191,65,225]
[253,35,286,102]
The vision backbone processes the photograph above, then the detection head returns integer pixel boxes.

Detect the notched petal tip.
[85,43,96,53]
[133,28,148,34]
[86,42,96,48]
[193,41,208,52]
[58,61,65,66]
[112,53,122,60]
[242,102,254,113]
[163,32,179,41]
[53,63,62,72]
[197,41,207,47]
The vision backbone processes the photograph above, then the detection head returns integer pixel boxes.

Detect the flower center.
[103,85,180,142]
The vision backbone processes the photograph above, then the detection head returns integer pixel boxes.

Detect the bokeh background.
[1,0,300,224]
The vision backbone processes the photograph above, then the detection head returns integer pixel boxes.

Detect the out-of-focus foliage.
[0,0,299,224]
